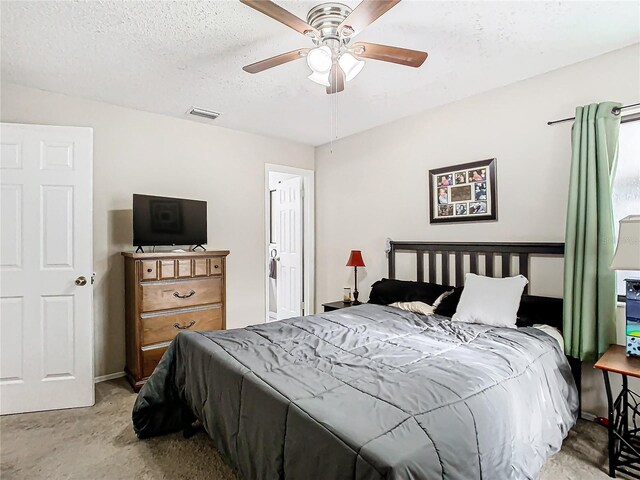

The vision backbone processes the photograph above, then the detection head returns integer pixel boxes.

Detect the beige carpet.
[1,379,613,480]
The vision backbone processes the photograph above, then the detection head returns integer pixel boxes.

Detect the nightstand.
[594,345,640,478]
[322,301,356,312]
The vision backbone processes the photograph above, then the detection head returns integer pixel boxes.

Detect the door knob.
[75,276,87,286]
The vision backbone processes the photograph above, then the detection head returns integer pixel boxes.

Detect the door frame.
[264,164,314,322]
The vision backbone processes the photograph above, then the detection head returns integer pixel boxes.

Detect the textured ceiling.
[2,1,639,146]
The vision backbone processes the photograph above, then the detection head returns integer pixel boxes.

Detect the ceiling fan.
[240,0,428,94]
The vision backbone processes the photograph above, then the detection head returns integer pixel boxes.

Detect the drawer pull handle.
[147,268,153,273]
[214,264,219,269]
[174,320,196,330]
[173,290,196,299]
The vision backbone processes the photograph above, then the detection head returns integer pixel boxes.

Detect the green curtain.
[563,102,621,361]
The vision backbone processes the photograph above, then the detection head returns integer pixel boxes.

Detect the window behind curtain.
[612,118,640,296]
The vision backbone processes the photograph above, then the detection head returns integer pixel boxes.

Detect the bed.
[132,241,579,480]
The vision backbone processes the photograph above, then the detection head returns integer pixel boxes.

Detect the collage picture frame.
[428,158,498,224]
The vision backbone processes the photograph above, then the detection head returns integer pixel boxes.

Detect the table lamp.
[346,250,365,305]
[610,215,640,357]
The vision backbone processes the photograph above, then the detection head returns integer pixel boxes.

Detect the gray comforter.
[133,304,578,480]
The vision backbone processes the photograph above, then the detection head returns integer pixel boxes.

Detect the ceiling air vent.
[188,107,221,121]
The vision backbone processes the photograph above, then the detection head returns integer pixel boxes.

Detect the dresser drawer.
[141,345,168,378]
[159,260,176,279]
[141,277,223,312]
[193,258,208,277]
[210,257,224,275]
[177,259,191,278]
[142,307,223,346]
[141,261,158,281]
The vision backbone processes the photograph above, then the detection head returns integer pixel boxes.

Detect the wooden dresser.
[122,251,229,391]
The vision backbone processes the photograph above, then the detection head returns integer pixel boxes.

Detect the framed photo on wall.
[428,158,497,224]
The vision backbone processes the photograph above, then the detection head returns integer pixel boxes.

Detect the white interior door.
[1,123,94,415]
[276,176,303,320]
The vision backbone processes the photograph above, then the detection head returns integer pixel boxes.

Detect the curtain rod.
[547,102,640,126]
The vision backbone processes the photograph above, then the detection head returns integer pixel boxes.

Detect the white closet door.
[1,123,94,415]
[276,176,303,321]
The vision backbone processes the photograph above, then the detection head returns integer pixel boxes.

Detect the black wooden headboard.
[387,241,564,295]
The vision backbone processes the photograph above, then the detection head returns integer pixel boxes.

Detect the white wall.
[0,83,314,377]
[314,43,640,418]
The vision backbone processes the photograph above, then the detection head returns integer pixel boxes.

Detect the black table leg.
[604,370,616,478]
[623,375,629,440]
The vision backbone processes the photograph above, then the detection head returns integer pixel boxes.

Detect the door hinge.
[91,272,96,285]
[301,301,305,311]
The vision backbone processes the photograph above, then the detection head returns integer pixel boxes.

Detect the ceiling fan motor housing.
[306,2,353,46]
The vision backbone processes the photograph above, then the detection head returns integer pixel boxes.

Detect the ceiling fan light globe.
[339,53,365,81]
[308,71,331,87]
[306,46,332,73]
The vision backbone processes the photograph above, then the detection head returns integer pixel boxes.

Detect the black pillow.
[433,287,463,317]
[368,278,451,306]
[516,295,563,329]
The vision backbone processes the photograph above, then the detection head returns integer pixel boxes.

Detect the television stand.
[135,246,144,253]
[191,245,206,252]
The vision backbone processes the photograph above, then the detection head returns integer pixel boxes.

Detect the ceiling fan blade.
[240,0,319,36]
[338,0,401,37]
[326,64,345,94]
[353,42,428,67]
[243,48,310,74]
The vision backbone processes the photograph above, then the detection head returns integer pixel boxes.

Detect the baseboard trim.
[581,411,598,422]
[94,372,126,383]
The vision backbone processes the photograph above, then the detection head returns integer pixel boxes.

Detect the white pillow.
[390,301,436,316]
[452,273,529,328]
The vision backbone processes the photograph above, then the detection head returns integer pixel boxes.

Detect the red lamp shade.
[346,250,365,267]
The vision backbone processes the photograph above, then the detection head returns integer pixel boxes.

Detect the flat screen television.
[133,194,207,248]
